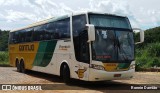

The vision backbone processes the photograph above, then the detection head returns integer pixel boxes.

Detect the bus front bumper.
[88,68,135,81]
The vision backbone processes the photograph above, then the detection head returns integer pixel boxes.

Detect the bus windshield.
[89,14,134,62]
[89,14,131,29]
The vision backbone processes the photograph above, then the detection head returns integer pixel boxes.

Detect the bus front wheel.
[62,64,70,83]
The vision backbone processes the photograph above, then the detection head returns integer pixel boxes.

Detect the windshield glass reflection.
[92,29,134,62]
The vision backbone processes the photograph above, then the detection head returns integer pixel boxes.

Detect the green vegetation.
[0,30,9,66]
[0,29,9,51]
[135,27,160,71]
[0,51,9,65]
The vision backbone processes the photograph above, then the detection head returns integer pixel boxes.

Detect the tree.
[0,30,9,51]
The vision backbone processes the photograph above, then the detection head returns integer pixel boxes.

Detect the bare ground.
[0,67,160,93]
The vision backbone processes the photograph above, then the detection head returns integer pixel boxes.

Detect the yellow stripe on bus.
[9,42,39,69]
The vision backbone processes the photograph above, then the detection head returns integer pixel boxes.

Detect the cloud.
[86,0,139,28]
[132,8,160,29]
[0,0,160,30]
[88,0,131,15]
[5,10,37,22]
[0,0,74,30]
[87,0,160,29]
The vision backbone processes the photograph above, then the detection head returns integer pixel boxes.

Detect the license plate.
[114,74,121,77]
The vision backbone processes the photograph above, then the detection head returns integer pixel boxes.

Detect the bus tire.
[16,60,20,72]
[62,64,70,84]
[20,60,26,73]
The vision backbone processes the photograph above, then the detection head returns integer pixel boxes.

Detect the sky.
[0,0,160,30]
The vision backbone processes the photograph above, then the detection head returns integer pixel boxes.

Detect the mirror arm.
[87,40,91,43]
[135,42,142,45]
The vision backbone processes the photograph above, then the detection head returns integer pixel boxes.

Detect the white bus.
[9,12,144,83]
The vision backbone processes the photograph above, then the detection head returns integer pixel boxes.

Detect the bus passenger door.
[72,14,90,80]
[73,29,90,81]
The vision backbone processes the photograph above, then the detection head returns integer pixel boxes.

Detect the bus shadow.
[67,80,133,90]
[13,70,140,92]
[13,69,63,83]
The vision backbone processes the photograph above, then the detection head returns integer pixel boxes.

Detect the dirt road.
[0,67,160,93]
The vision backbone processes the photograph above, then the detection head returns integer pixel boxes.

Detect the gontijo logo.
[19,44,34,51]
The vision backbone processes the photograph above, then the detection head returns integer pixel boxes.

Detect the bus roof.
[10,11,126,32]
[10,15,69,32]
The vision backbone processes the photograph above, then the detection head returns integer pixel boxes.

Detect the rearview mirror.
[133,28,144,44]
[86,24,95,42]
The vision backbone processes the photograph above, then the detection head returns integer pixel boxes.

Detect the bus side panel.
[9,44,16,67]
[9,42,39,70]
[31,40,70,75]
[31,40,58,73]
[47,40,70,75]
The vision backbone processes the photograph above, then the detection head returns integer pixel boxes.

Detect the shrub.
[148,43,160,57]
[151,58,160,67]
[135,57,147,71]
[0,51,9,63]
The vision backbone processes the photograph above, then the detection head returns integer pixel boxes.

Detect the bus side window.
[72,14,90,63]
[54,18,70,39]
[54,21,60,39]
[40,25,47,41]
[79,30,90,62]
[25,28,33,42]
[14,31,19,43]
[33,25,46,41]
[19,30,26,43]
[33,26,40,41]
[12,32,17,44]
[46,22,55,40]
[9,32,14,44]
[60,18,70,39]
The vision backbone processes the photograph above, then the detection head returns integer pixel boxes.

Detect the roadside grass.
[135,43,160,71]
[0,51,10,66]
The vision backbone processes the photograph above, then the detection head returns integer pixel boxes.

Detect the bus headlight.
[129,64,135,70]
[90,64,105,71]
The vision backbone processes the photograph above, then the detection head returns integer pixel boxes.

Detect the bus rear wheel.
[62,64,70,84]
[16,60,20,72]
[20,60,26,73]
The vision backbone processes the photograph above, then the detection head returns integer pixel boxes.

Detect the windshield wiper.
[122,54,129,61]
[116,36,129,61]
[116,37,121,49]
